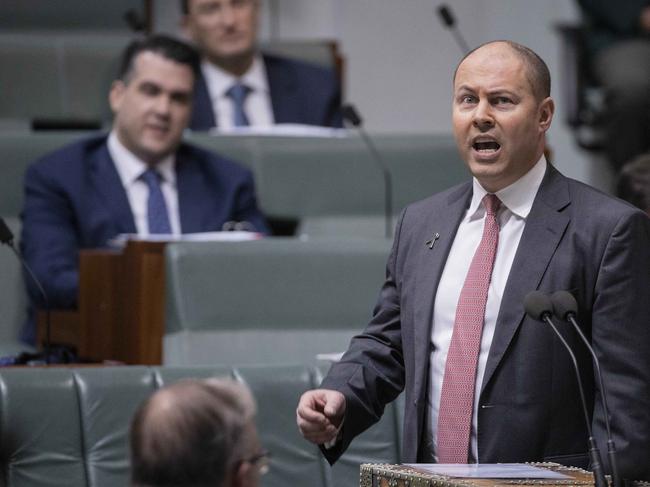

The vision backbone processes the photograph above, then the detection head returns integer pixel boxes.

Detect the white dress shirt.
[201,55,275,129]
[427,156,547,462]
[107,131,181,236]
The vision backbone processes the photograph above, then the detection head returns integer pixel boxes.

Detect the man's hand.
[296,389,346,445]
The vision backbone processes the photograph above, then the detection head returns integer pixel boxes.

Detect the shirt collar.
[467,154,547,221]
[201,54,269,100]
[107,131,176,187]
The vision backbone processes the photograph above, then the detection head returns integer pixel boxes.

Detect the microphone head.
[341,104,363,127]
[524,290,553,321]
[0,217,14,245]
[437,4,455,27]
[551,291,578,320]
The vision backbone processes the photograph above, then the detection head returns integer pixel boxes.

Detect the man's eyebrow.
[455,84,475,93]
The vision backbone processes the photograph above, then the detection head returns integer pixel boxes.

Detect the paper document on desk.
[403,463,570,479]
[107,231,261,248]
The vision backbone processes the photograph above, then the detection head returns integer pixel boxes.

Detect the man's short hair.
[454,40,551,101]
[130,378,256,487]
[118,34,201,83]
[617,153,650,213]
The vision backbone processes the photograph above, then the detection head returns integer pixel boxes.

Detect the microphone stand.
[540,311,608,487]
[342,104,393,238]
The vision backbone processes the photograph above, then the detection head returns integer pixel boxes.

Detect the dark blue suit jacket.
[20,134,268,344]
[190,54,343,130]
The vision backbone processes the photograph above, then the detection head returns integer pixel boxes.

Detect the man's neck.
[206,52,255,78]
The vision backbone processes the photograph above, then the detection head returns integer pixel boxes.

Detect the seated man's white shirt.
[108,131,181,236]
[201,55,275,129]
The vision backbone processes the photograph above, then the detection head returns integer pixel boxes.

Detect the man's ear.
[538,96,555,133]
[231,461,253,487]
[108,80,126,114]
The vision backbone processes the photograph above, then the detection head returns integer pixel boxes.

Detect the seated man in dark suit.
[20,35,269,345]
[181,0,343,129]
[130,378,268,487]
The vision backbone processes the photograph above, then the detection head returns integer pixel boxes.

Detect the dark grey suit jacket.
[321,164,650,480]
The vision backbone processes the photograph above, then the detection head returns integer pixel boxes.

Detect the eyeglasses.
[240,449,271,475]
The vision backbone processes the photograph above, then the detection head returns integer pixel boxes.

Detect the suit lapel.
[264,55,300,123]
[413,183,472,388]
[176,149,206,233]
[481,166,571,392]
[191,73,217,129]
[90,143,136,234]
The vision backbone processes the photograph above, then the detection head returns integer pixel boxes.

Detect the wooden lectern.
[38,240,167,364]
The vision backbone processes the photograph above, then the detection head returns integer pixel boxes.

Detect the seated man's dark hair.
[118,34,201,82]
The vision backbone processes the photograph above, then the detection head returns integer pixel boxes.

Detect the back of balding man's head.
[130,378,256,487]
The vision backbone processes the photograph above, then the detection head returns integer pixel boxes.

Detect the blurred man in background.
[181,0,343,129]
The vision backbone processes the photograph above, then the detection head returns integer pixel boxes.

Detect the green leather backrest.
[165,238,391,332]
[0,34,127,121]
[185,133,467,222]
[0,365,398,487]
[0,1,141,31]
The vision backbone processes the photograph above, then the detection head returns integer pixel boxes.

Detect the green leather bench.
[0,365,403,487]
[163,237,392,366]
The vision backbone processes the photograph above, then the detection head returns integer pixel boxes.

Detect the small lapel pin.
[425,232,440,249]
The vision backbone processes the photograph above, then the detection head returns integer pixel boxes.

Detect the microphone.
[436,4,471,55]
[524,291,607,487]
[551,291,622,487]
[0,217,52,365]
[341,104,393,239]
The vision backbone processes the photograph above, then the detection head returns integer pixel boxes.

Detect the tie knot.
[483,194,501,216]
[140,168,162,187]
[226,82,251,103]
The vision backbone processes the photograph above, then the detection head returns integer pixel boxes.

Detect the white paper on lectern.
[402,463,570,479]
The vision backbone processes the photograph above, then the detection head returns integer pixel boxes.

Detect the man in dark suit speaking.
[20,35,268,345]
[296,41,650,479]
[181,0,343,130]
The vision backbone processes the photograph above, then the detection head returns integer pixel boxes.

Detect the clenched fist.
[296,389,346,445]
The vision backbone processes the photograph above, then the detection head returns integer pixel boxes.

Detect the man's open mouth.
[473,141,501,153]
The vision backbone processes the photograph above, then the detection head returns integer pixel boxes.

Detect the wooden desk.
[38,240,167,365]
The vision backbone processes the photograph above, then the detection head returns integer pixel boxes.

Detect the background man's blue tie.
[226,82,251,127]
[140,168,172,234]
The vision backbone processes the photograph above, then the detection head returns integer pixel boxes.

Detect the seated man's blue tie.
[140,168,172,234]
[226,82,251,127]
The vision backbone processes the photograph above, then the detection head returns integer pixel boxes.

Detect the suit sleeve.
[20,163,79,309]
[319,209,408,464]
[591,210,650,480]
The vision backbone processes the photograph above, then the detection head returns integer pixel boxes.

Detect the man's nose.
[153,95,172,116]
[472,100,494,130]
[219,5,237,26]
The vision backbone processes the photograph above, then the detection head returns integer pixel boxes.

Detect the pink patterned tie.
[436,193,501,463]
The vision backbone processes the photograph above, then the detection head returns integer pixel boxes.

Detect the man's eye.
[139,84,160,96]
[495,97,512,104]
[461,95,476,104]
